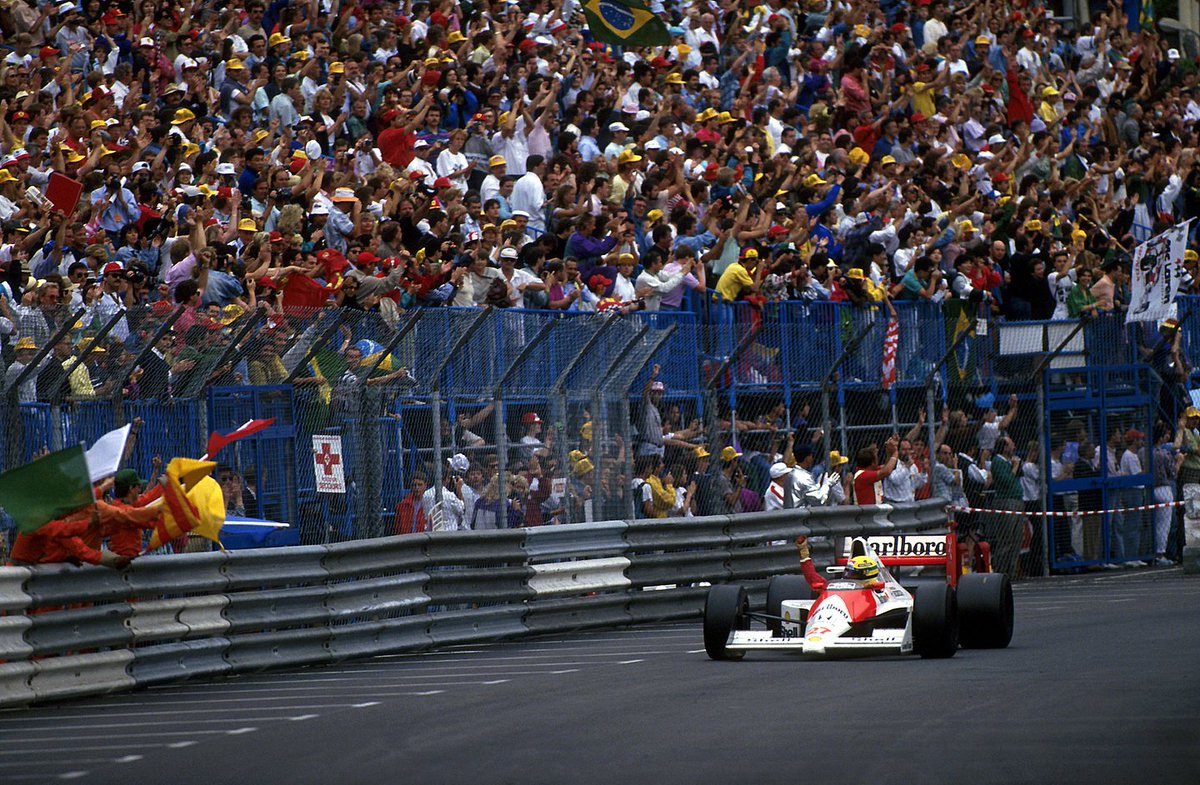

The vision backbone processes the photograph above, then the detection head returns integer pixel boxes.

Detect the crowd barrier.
[0,500,948,707]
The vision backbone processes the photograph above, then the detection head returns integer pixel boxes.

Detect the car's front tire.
[913,583,959,659]
[704,584,749,660]
[957,572,1014,649]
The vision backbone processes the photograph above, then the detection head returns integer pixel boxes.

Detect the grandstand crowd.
[0,0,1197,571]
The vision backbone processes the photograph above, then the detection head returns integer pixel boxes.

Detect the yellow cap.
[268,32,290,48]
[848,147,870,166]
[448,31,467,44]
[677,44,692,55]
[1042,86,1060,97]
[1186,250,1199,262]
[959,220,976,233]
[720,446,742,462]
[489,155,506,167]
[951,153,971,170]
[717,111,737,124]
[238,218,258,232]
[846,267,865,280]
[0,169,16,184]
[1025,219,1043,231]
[646,209,664,222]
[329,61,345,74]
[880,155,897,166]
[975,35,991,45]
[804,173,827,187]
[829,451,849,467]
[618,149,643,164]
[226,59,245,70]
[171,108,196,125]
[665,72,684,85]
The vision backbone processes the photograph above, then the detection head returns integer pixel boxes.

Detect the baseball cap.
[448,453,470,474]
[1124,429,1143,441]
[650,381,665,391]
[693,446,711,459]
[522,412,543,425]
[499,246,519,260]
[489,155,506,167]
[769,462,790,479]
[720,446,742,462]
[589,273,613,288]
[829,451,849,467]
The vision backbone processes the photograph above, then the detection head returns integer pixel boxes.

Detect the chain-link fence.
[0,298,1192,562]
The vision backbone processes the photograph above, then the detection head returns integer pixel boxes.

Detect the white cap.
[311,204,329,215]
[448,453,470,474]
[534,35,553,46]
[1168,48,1181,61]
[180,185,202,197]
[977,151,995,160]
[131,161,150,173]
[769,462,790,479]
[178,163,192,172]
[511,209,531,219]
[57,1,75,13]
[987,134,1006,146]
[216,163,236,175]
[500,246,519,259]
[609,122,629,132]
[413,139,430,148]
[645,139,664,150]
[139,37,155,47]
[668,146,684,155]
[635,110,651,122]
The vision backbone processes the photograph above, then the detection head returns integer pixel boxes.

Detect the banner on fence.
[1127,221,1191,324]
[313,435,346,494]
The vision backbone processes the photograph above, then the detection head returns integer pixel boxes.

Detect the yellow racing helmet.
[844,555,880,581]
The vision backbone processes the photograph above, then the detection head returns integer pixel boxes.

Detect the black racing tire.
[704,584,749,660]
[957,572,1014,649]
[912,583,959,659]
[765,575,813,637]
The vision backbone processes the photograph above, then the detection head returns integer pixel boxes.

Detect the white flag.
[85,424,132,483]
[1126,221,1191,324]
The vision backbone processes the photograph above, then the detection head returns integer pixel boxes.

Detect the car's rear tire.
[957,572,1014,649]
[704,584,749,660]
[912,583,959,659]
[765,575,812,637]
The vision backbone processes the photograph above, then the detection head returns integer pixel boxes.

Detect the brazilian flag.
[583,0,670,47]
[944,299,976,385]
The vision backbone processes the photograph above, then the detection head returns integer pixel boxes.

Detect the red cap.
[1125,429,1144,441]
[101,10,123,24]
[768,225,789,237]
[890,23,907,33]
[916,62,931,72]
[911,112,927,123]
[408,170,426,181]
[433,177,452,189]
[257,276,280,290]
[588,273,613,288]
[39,46,59,59]
[151,300,174,316]
[650,56,670,69]
[356,251,382,266]
[518,39,537,51]
[10,111,29,122]
[269,231,284,243]
[993,171,1009,182]
[522,412,542,425]
[421,70,441,86]
[102,262,124,275]
[317,248,349,272]
[380,108,401,124]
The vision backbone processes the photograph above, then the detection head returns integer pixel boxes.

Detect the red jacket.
[393,492,427,535]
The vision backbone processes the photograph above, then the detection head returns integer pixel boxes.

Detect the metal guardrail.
[0,500,948,707]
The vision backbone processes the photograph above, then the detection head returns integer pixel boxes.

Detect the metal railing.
[0,500,948,707]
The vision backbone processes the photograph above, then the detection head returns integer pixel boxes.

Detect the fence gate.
[1043,365,1159,571]
[207,385,297,531]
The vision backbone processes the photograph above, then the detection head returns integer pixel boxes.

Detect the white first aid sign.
[313,435,346,494]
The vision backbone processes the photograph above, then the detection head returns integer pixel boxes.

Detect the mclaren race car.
[703,533,1014,660]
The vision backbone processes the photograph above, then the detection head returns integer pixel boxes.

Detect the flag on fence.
[145,457,217,551]
[582,0,670,47]
[1126,220,1190,324]
[85,424,132,483]
[880,312,900,391]
[205,418,276,460]
[0,446,95,534]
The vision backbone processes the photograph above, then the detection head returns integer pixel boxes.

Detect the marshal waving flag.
[0,446,94,534]
[1127,220,1191,324]
[582,0,670,47]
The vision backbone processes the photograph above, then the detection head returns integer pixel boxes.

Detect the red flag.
[206,418,276,460]
[880,313,900,390]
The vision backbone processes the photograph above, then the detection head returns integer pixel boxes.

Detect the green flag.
[0,446,95,534]
[582,0,670,48]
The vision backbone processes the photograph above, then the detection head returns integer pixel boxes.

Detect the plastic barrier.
[0,499,949,707]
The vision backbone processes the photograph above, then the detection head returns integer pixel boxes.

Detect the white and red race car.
[703,532,1014,660]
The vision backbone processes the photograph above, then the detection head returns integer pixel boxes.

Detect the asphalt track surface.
[2,569,1197,785]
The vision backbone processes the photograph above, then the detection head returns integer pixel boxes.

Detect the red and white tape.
[950,501,1183,518]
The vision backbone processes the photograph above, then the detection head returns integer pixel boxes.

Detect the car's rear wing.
[835,533,993,587]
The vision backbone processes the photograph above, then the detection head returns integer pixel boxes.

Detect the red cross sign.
[312,435,346,493]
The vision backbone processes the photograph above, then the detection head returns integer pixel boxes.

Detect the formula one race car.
[703,533,1014,660]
